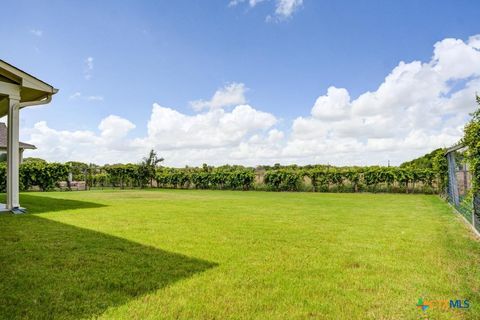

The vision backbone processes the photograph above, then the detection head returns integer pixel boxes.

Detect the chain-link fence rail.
[445,144,480,235]
[474,194,480,232]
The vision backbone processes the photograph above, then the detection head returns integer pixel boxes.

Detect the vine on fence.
[0,160,442,193]
[0,161,69,192]
[432,149,448,193]
[264,169,302,191]
[156,166,255,191]
[305,166,435,193]
[463,96,480,193]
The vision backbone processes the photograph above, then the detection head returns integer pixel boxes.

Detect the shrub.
[264,169,302,191]
[20,161,69,191]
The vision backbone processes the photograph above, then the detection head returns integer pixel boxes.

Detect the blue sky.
[1,0,480,166]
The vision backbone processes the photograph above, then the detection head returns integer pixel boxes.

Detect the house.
[0,123,36,163]
[0,59,57,212]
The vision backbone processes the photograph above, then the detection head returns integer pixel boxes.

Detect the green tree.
[139,150,164,188]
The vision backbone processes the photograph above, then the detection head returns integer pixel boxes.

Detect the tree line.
[0,96,477,195]
[0,155,447,194]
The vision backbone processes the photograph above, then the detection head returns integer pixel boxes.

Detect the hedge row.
[0,160,446,194]
[264,167,438,192]
[81,165,440,193]
[156,167,255,190]
[0,161,69,192]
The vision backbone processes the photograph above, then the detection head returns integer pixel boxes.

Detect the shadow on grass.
[20,193,108,214]
[0,193,107,214]
[0,214,217,319]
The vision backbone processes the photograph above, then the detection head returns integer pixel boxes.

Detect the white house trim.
[0,60,57,213]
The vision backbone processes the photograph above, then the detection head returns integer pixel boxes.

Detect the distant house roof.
[0,123,36,150]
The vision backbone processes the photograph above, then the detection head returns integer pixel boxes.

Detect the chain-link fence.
[474,194,480,231]
[445,145,480,235]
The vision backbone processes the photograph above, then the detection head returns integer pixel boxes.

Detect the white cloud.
[84,57,94,80]
[281,35,480,165]
[272,0,303,19]
[24,102,277,165]
[229,0,265,7]
[69,92,104,101]
[86,95,104,101]
[230,0,302,20]
[190,83,247,111]
[432,38,480,80]
[69,92,82,100]
[141,103,276,150]
[229,0,266,7]
[469,35,480,49]
[22,35,480,167]
[311,87,351,121]
[99,115,135,140]
[23,117,139,164]
[29,29,43,37]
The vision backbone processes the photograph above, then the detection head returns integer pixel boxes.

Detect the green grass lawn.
[1,190,479,319]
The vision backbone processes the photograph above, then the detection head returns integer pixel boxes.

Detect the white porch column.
[7,95,21,209]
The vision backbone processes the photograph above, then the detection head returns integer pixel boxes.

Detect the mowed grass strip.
[0,190,479,319]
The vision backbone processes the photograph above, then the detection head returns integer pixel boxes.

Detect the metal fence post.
[446,152,460,207]
[474,194,479,232]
